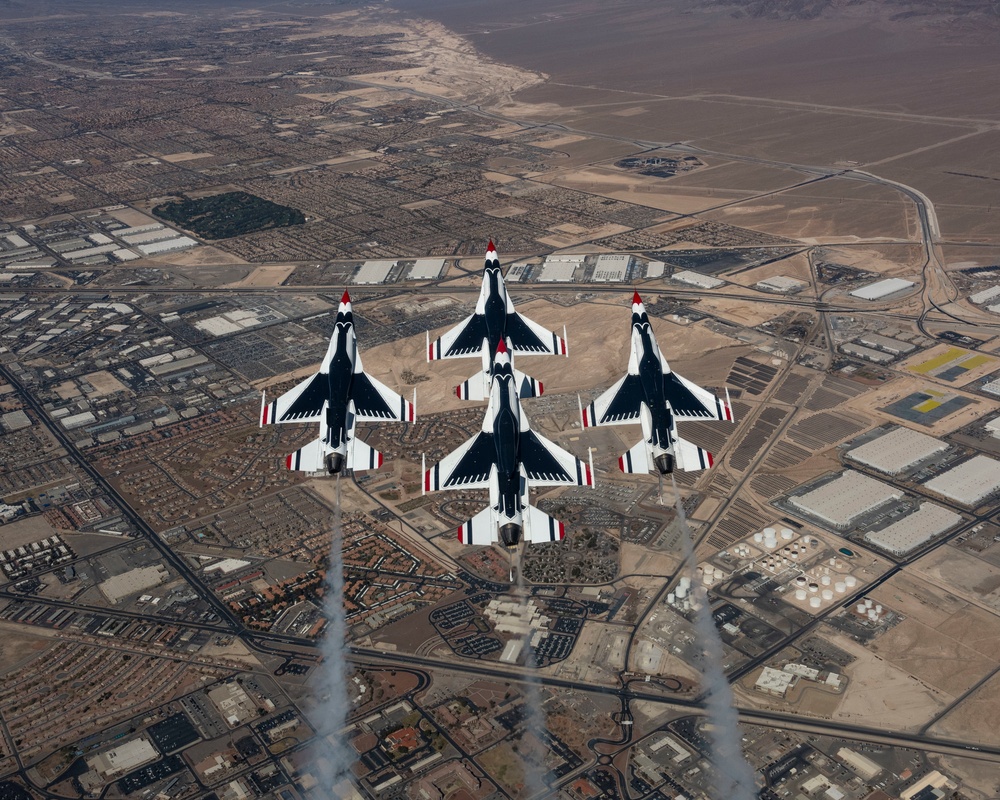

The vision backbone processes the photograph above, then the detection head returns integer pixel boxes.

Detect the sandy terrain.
[225,265,296,288]
[83,370,127,397]
[908,547,1000,614]
[0,516,61,550]
[929,671,1000,743]
[0,622,56,674]
[159,151,213,163]
[866,617,996,697]
[824,632,949,731]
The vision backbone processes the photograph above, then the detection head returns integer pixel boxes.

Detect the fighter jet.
[427,240,566,401]
[424,340,593,578]
[259,290,414,474]
[579,292,733,475]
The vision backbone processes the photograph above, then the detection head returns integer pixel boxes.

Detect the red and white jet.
[424,341,593,577]
[260,291,414,474]
[580,292,733,475]
[428,240,566,401]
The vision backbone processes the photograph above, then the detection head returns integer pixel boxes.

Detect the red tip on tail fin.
[341,289,351,304]
[496,339,507,354]
[487,239,495,251]
[632,291,642,305]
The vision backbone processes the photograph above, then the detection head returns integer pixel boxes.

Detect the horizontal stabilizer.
[347,436,384,472]
[515,369,543,399]
[456,367,542,402]
[524,504,566,544]
[285,438,333,472]
[618,439,653,474]
[457,506,497,546]
[675,436,714,472]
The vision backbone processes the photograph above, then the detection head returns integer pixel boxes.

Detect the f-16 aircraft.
[580,292,733,475]
[259,290,414,474]
[427,240,566,401]
[424,340,593,579]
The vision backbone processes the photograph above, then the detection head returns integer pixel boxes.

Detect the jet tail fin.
[457,506,496,546]
[524,504,566,544]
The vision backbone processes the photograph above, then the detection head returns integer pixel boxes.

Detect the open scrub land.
[1,0,1000,798]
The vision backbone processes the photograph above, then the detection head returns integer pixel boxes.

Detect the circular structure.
[809,596,822,608]
[795,589,808,601]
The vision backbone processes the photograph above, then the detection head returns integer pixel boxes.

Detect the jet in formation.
[580,292,733,475]
[428,240,567,401]
[423,340,594,580]
[259,290,414,474]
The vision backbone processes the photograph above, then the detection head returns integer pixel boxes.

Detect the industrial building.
[87,737,159,777]
[863,502,961,555]
[645,260,665,278]
[408,258,444,280]
[755,275,807,293]
[841,343,895,364]
[592,253,630,282]
[857,333,916,355]
[505,263,529,282]
[538,257,579,282]
[353,260,396,285]
[925,455,1000,506]
[847,427,948,474]
[1,410,31,431]
[969,285,1000,305]
[208,682,259,727]
[99,565,169,603]
[849,278,915,300]
[755,666,796,697]
[137,237,198,255]
[789,471,902,529]
[672,270,723,289]
[836,747,882,781]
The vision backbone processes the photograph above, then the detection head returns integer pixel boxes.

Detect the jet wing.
[424,432,494,490]
[519,431,593,488]
[664,372,733,422]
[351,372,415,422]
[428,314,487,360]
[261,373,326,425]
[580,374,643,428]
[505,312,567,356]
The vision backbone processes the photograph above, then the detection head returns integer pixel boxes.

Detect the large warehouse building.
[789,471,902,529]
[592,253,630,282]
[925,455,1000,506]
[850,278,915,300]
[848,427,948,474]
[864,502,962,555]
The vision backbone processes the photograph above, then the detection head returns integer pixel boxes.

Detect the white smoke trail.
[310,476,355,798]
[514,570,549,798]
[670,475,758,800]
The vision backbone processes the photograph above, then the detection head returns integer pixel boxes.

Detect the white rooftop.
[408,258,444,280]
[756,275,807,292]
[789,471,902,528]
[539,261,577,282]
[353,260,396,285]
[848,427,947,474]
[850,278,915,300]
[925,455,1000,506]
[969,285,1000,305]
[672,270,723,289]
[864,502,961,555]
